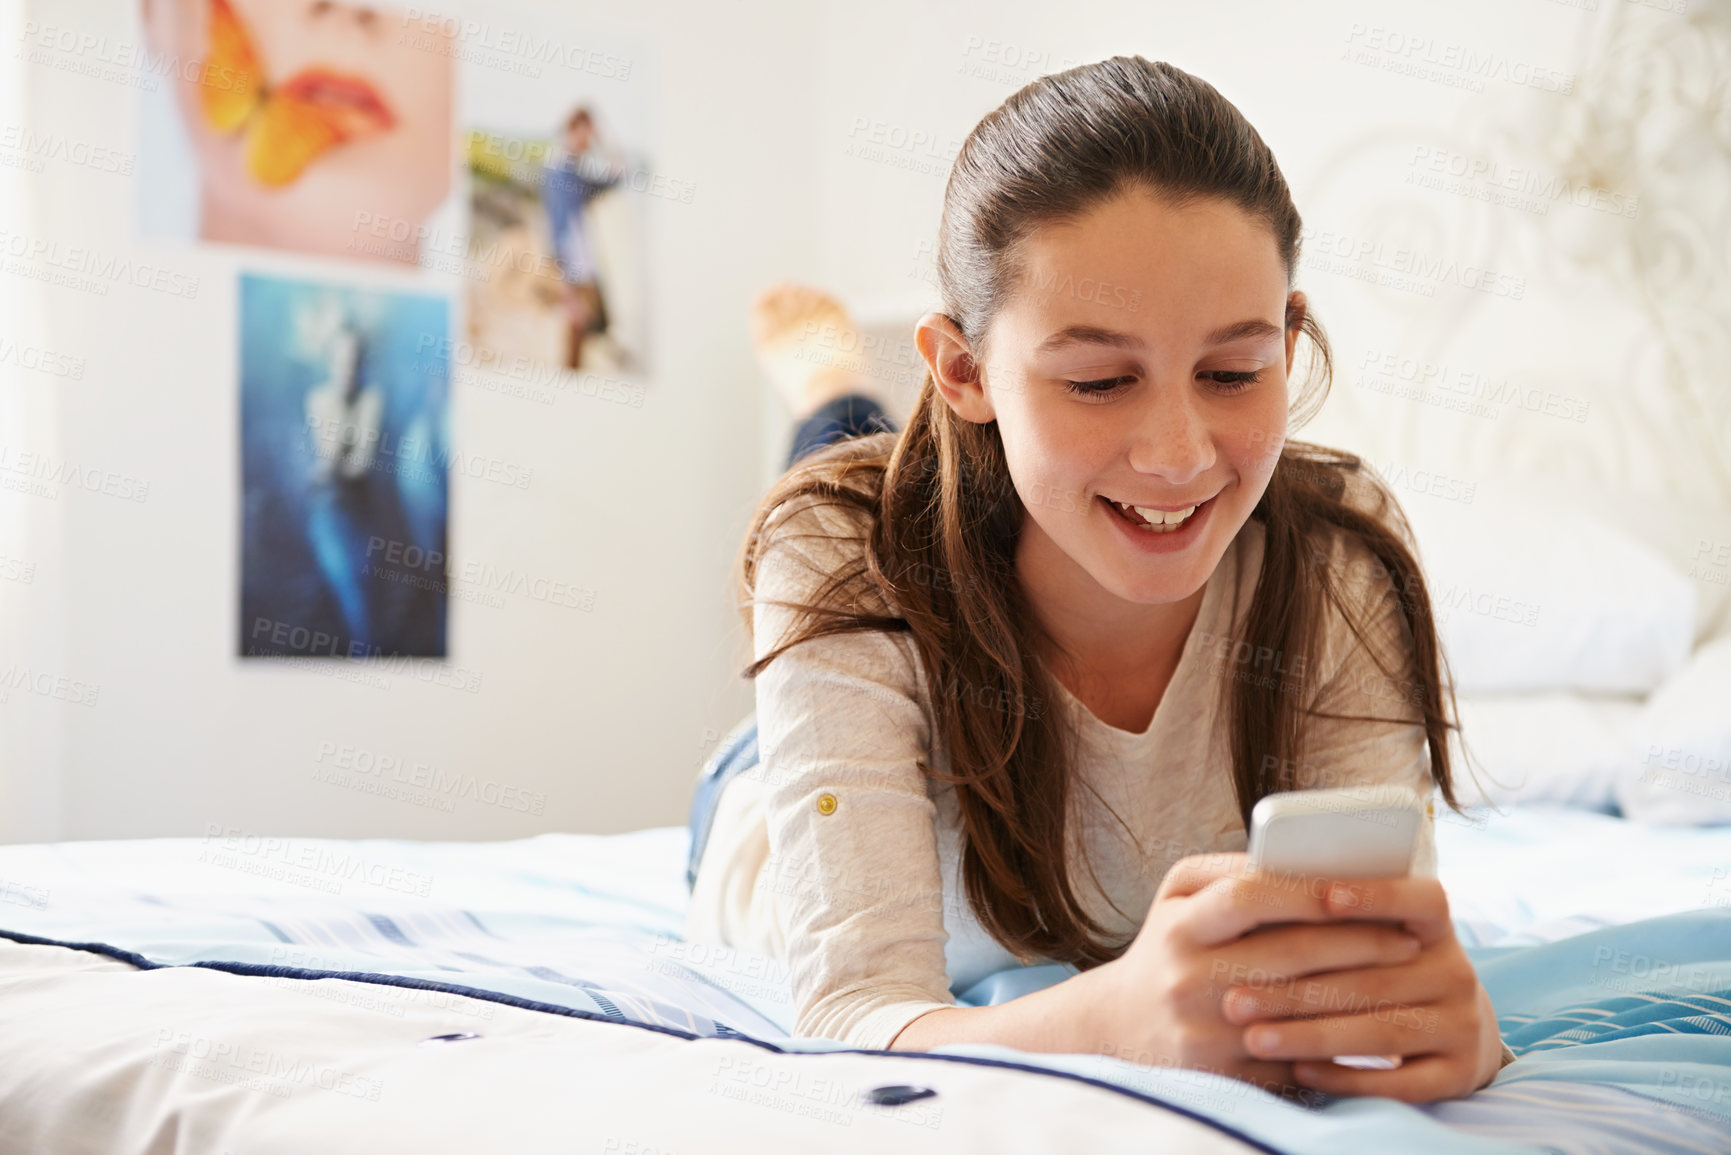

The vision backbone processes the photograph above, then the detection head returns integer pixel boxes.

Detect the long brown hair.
[736,57,1465,969]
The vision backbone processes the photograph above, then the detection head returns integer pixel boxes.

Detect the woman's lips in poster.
[197,0,399,187]
[275,69,397,136]
[245,69,397,187]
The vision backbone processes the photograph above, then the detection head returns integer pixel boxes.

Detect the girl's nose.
[1125,385,1215,486]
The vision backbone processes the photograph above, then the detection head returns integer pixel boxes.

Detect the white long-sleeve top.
[687,476,1441,1053]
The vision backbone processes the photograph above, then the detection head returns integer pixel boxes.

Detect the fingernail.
[1328,883,1353,908]
[1249,1026,1281,1053]
[1400,933,1421,955]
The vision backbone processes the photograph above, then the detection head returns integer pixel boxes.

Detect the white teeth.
[1134,504,1196,525]
[1111,498,1197,529]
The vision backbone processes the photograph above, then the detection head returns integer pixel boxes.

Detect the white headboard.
[1295,3,1731,641]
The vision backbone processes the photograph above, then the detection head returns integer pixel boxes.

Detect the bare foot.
[749,283,882,419]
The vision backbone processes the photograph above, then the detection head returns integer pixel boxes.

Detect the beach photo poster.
[459,10,657,378]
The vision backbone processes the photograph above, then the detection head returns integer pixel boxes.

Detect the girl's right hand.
[1090,852,1423,1101]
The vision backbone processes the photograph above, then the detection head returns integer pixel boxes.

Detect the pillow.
[1613,634,1731,825]
[1521,483,1731,648]
[1398,492,1696,695]
[1447,692,1643,812]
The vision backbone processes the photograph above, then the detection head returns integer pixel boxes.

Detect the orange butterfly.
[198,0,396,187]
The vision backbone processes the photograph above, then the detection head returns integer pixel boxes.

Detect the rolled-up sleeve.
[749,503,958,1050]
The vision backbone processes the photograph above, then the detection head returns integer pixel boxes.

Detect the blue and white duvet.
[1,806,1729,1154]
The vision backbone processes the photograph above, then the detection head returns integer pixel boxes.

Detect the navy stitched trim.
[0,927,1283,1153]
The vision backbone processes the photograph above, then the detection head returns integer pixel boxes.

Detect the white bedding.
[0,939,1250,1155]
[2,805,1729,1154]
[1433,803,1731,946]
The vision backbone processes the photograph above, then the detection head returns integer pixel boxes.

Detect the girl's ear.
[1284,290,1307,377]
[916,312,996,424]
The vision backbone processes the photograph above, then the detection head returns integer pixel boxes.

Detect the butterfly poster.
[137,0,457,266]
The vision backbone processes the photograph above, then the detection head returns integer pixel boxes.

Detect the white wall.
[0,9,66,842]
[3,0,828,843]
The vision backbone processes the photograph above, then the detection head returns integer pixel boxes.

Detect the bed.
[3,808,1731,1155]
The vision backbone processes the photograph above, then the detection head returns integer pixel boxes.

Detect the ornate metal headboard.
[1296,2,1731,509]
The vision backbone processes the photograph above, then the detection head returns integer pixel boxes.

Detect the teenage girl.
[687,56,1513,1104]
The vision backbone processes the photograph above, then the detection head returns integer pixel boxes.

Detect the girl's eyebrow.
[1034,318,1282,354]
[1205,318,1283,345]
[1034,325,1143,354]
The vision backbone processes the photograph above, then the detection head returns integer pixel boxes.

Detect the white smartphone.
[1246,783,1426,879]
[1244,783,1428,1072]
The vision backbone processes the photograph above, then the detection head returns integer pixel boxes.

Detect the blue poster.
[239,273,450,658]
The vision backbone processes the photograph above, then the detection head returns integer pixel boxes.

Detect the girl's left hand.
[1218,875,1505,1103]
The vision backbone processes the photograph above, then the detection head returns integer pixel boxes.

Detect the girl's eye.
[1063,376,1135,397]
[1205,370,1262,394]
[1064,371,1264,398]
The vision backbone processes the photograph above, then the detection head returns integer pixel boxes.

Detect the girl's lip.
[275,68,397,132]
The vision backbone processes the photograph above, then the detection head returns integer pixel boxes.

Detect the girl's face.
[927,188,1298,612]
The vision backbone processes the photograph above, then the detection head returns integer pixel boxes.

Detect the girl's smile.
[1098,490,1219,553]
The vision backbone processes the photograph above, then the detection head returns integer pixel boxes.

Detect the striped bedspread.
[3,813,1731,1154]
[0,825,796,1040]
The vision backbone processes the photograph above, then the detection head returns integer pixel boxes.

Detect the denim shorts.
[685,714,762,893]
[787,392,897,467]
